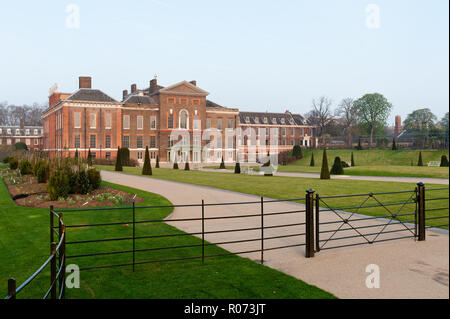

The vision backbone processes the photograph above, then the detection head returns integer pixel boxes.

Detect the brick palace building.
[42,76,317,164]
[0,118,43,151]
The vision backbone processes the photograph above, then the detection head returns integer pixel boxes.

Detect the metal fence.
[4,183,449,299]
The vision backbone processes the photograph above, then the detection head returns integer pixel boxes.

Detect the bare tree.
[307,96,334,139]
[335,98,357,147]
[0,102,46,126]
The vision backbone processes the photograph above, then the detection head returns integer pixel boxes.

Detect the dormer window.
[7,129,11,135]
[280,118,285,124]
[15,129,20,135]
[289,119,295,125]
[25,129,30,135]
[254,117,259,124]
[263,117,268,124]
[272,118,277,124]
[245,116,250,124]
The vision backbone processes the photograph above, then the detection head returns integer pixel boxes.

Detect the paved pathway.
[199,168,449,185]
[101,170,449,299]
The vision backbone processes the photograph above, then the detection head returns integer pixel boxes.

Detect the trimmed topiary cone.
[417,151,423,167]
[155,155,160,168]
[219,157,226,169]
[142,146,152,175]
[310,153,315,167]
[440,155,449,167]
[87,148,93,167]
[351,152,355,167]
[330,156,344,175]
[392,138,397,150]
[234,161,241,174]
[320,149,330,179]
[185,161,190,171]
[173,158,179,169]
[115,147,123,171]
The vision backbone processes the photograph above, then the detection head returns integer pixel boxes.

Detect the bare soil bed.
[3,172,144,209]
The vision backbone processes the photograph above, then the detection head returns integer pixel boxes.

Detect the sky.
[0,0,448,124]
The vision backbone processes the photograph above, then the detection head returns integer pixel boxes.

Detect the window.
[24,139,30,145]
[74,135,81,148]
[193,115,200,130]
[150,136,156,148]
[291,128,295,136]
[245,116,250,123]
[280,118,285,124]
[105,113,111,129]
[179,110,188,129]
[0,128,2,134]
[106,152,111,160]
[168,114,174,129]
[90,135,96,148]
[217,137,222,149]
[90,113,96,129]
[123,115,130,129]
[273,128,278,136]
[150,116,157,130]
[15,129,20,135]
[137,136,143,148]
[151,152,156,159]
[304,128,309,136]
[122,136,130,148]
[282,128,286,136]
[228,119,234,128]
[7,129,11,134]
[227,137,234,148]
[193,135,200,147]
[0,139,2,145]
[217,118,223,130]
[137,116,144,130]
[263,117,268,124]
[300,128,304,136]
[290,140,294,146]
[168,97,175,104]
[266,128,269,136]
[7,139,11,145]
[25,129,30,135]
[137,152,143,160]
[254,117,259,124]
[168,137,174,147]
[206,118,211,129]
[105,135,111,148]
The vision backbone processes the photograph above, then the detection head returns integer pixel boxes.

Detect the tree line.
[0,102,47,126]
[306,93,449,148]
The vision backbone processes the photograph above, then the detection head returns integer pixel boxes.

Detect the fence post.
[201,200,205,264]
[61,225,66,299]
[417,182,426,241]
[50,205,54,249]
[8,278,16,300]
[58,213,63,298]
[315,193,320,252]
[132,201,136,272]
[305,189,315,258]
[50,242,57,299]
[260,196,264,264]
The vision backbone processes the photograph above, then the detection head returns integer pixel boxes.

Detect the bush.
[440,155,449,167]
[184,162,190,171]
[87,168,102,190]
[37,162,50,183]
[330,157,344,175]
[115,147,123,172]
[292,145,303,159]
[14,142,27,151]
[73,169,91,195]
[310,153,315,167]
[417,152,423,167]
[9,158,18,170]
[142,146,152,175]
[47,168,70,200]
[3,156,10,164]
[19,159,33,175]
[320,149,330,179]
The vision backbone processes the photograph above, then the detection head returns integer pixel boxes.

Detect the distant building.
[0,118,43,150]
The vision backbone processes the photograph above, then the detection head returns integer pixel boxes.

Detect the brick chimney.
[20,117,24,129]
[123,90,128,100]
[190,80,197,86]
[149,78,158,94]
[394,115,402,137]
[79,76,92,89]
[131,84,137,93]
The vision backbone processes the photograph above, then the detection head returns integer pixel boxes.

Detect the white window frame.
[137,116,144,130]
[90,113,96,129]
[123,115,130,130]
[105,113,112,129]
[74,112,81,129]
[179,109,189,129]
[150,116,157,130]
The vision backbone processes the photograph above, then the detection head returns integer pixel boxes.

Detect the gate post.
[305,189,315,258]
[50,242,57,299]
[8,278,16,300]
[417,182,426,241]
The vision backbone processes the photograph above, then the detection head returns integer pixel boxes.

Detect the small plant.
[9,158,18,170]
[330,157,344,175]
[3,156,10,164]
[440,155,449,167]
[58,197,66,203]
[67,198,75,205]
[320,149,330,180]
[417,152,423,167]
[37,195,44,201]
[19,159,32,175]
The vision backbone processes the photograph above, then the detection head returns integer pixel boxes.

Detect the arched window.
[179,110,188,129]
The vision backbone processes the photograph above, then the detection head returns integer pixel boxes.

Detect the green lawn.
[0,179,334,299]
[277,149,449,179]
[97,165,449,230]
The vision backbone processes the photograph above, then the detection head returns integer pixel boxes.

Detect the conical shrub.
[234,161,241,174]
[219,157,226,169]
[185,161,190,171]
[155,155,160,168]
[417,152,423,167]
[320,149,330,179]
[115,147,123,171]
[330,156,344,175]
[392,138,397,150]
[173,157,178,169]
[310,153,315,167]
[142,146,152,175]
[351,152,355,167]
[440,155,449,167]
[87,148,93,167]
